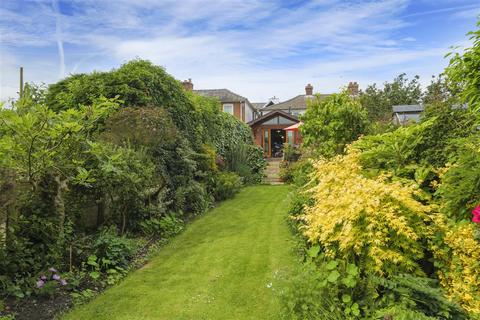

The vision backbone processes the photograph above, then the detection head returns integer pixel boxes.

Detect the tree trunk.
[53,175,69,237]
[0,170,17,249]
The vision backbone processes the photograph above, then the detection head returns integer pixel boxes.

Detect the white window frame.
[223,103,234,115]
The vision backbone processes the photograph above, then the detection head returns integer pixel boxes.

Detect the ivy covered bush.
[0,60,265,306]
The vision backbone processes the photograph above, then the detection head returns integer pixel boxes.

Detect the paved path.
[264,159,283,185]
[64,185,297,320]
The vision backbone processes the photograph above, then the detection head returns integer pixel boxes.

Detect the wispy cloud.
[0,0,478,101]
[51,0,65,78]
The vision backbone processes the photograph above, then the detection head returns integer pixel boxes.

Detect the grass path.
[64,185,298,320]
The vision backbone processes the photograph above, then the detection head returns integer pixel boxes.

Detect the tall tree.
[359,73,422,122]
[445,19,480,115]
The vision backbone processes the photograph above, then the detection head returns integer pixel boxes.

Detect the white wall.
[245,103,254,122]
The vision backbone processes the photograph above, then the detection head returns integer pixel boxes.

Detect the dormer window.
[223,103,234,115]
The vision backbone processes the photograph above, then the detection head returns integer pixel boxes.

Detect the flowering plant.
[472,205,480,224]
[35,267,67,297]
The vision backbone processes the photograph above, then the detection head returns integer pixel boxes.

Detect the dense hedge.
[0,60,266,303]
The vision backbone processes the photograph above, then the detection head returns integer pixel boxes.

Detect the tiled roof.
[252,102,267,109]
[193,89,247,103]
[248,110,299,126]
[262,94,331,111]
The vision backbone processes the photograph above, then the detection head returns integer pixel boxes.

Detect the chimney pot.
[305,83,313,96]
[347,81,359,96]
[182,79,193,91]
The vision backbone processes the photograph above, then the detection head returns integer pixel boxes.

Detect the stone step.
[264,159,283,185]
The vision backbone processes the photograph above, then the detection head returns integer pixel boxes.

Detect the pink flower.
[473,215,480,224]
[36,279,45,288]
[472,205,480,224]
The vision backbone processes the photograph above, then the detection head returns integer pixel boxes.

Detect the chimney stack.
[347,81,359,96]
[182,78,193,91]
[305,83,313,96]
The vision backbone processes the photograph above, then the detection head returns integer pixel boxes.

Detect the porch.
[248,110,301,158]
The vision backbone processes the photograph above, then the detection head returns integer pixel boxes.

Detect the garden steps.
[264,158,283,185]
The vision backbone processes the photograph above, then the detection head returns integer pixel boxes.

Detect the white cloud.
[0,0,478,102]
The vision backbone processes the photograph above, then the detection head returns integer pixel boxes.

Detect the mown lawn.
[63,185,298,320]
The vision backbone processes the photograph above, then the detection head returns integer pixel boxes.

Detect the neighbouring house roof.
[262,94,331,111]
[252,102,267,109]
[194,88,254,110]
[248,110,299,127]
[252,101,276,110]
[392,104,424,113]
[392,105,424,125]
[194,89,246,103]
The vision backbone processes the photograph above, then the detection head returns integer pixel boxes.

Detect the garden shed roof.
[392,104,424,113]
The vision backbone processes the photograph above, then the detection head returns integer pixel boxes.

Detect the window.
[287,130,294,145]
[263,129,269,155]
[223,103,234,115]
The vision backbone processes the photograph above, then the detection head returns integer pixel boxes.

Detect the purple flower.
[48,267,58,273]
[60,279,68,286]
[40,275,47,281]
[36,279,45,288]
[52,274,61,281]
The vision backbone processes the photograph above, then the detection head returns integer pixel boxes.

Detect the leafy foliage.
[46,60,201,144]
[436,136,480,221]
[445,19,480,114]
[224,143,266,184]
[298,148,431,276]
[359,73,422,122]
[430,217,480,315]
[286,21,480,320]
[0,59,265,305]
[301,91,369,157]
[211,171,243,201]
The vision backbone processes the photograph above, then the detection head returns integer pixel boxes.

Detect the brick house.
[249,82,359,157]
[182,79,256,123]
[184,78,359,158]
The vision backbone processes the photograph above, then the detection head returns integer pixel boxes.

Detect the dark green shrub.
[46,60,201,145]
[173,181,212,215]
[280,256,370,320]
[372,274,468,320]
[283,144,301,162]
[138,214,184,238]
[90,227,138,271]
[224,144,266,184]
[212,172,242,201]
[436,135,480,221]
[301,91,370,157]
[418,102,475,167]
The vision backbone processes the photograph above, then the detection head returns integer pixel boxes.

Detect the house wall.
[233,102,241,120]
[245,104,254,122]
[222,102,243,122]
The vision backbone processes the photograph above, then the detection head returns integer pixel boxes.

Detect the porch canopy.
[284,122,303,131]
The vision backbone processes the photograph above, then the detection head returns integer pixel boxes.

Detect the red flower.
[472,205,480,224]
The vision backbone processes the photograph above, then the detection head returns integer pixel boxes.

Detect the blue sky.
[1,0,479,102]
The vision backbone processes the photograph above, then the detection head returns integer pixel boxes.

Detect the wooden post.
[19,67,24,98]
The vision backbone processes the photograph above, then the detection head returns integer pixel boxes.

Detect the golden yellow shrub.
[297,148,432,275]
[431,215,480,315]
